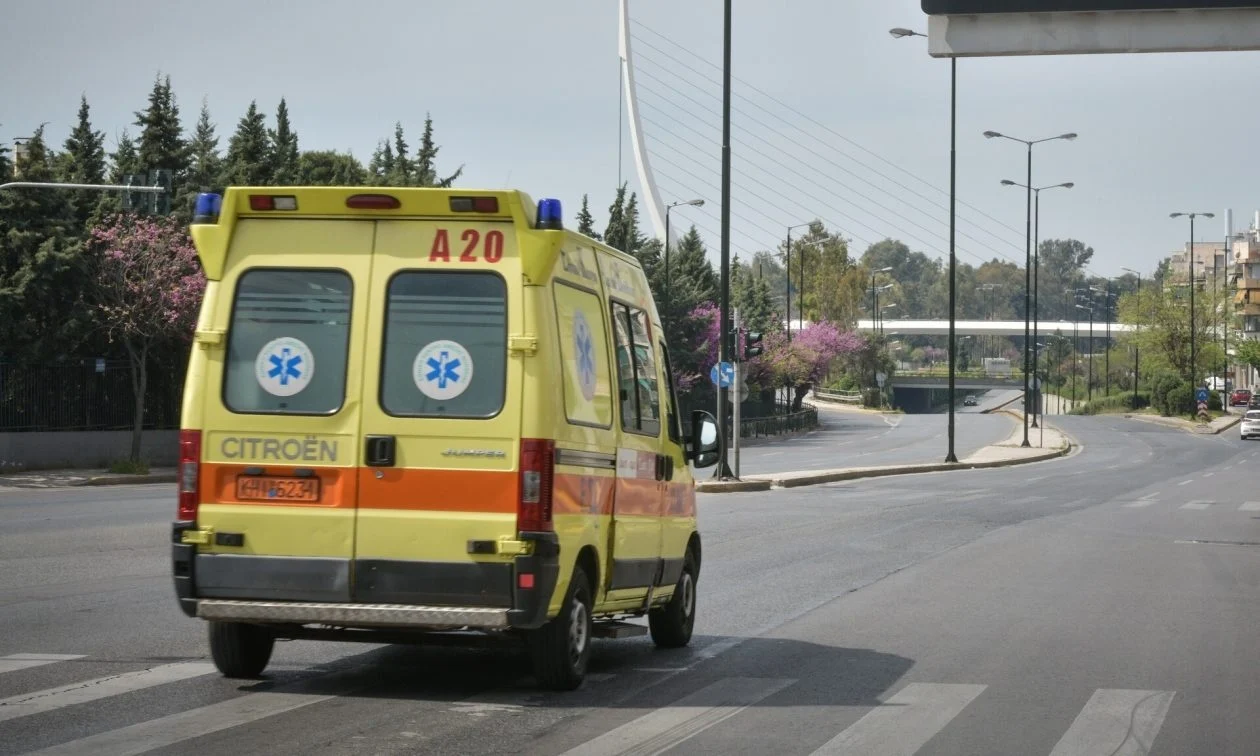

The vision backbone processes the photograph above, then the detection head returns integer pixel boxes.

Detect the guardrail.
[739,403,819,439]
[813,388,863,403]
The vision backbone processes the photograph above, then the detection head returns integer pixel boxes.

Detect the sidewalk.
[697,412,1071,493]
[0,467,177,489]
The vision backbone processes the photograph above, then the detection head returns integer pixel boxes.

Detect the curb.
[1121,413,1241,435]
[694,479,774,493]
[74,473,178,487]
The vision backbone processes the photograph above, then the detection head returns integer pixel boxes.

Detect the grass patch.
[108,458,150,475]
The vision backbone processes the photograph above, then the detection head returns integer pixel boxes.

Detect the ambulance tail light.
[249,195,298,211]
[450,196,499,213]
[177,430,202,521]
[347,193,401,210]
[517,439,555,533]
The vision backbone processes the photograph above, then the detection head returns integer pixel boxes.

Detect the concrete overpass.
[856,319,1132,336]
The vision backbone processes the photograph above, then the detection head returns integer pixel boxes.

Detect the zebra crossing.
[1119,497,1260,512]
[0,652,1181,755]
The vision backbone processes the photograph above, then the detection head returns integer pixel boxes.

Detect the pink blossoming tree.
[88,215,205,461]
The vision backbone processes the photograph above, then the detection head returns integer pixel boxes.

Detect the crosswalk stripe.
[809,683,987,756]
[1048,689,1175,756]
[0,662,214,723]
[1180,500,1213,510]
[27,688,342,756]
[0,654,84,675]
[557,677,795,756]
[1241,501,1260,511]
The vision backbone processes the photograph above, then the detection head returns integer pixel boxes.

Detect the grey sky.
[3,0,1256,279]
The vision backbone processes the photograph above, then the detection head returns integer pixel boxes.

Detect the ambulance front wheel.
[208,621,275,679]
[649,551,697,648]
[528,568,593,691]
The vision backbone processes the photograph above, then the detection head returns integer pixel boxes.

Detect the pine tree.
[671,226,718,304]
[387,123,413,186]
[415,115,462,187]
[109,130,140,183]
[603,184,628,251]
[368,141,394,186]
[576,194,600,239]
[0,127,88,359]
[62,95,107,228]
[134,74,188,181]
[0,139,10,184]
[269,98,300,185]
[222,101,272,186]
[186,100,222,192]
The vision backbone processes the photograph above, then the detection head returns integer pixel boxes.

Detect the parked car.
[1231,388,1252,407]
[1241,410,1260,440]
[964,395,978,407]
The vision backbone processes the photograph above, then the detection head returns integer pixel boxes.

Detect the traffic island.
[696,421,1072,494]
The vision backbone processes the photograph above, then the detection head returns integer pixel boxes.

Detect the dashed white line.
[1180,500,1213,510]
[1178,479,1194,486]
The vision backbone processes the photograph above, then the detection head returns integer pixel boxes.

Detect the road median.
[697,417,1072,494]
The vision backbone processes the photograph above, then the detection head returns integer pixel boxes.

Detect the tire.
[208,621,275,679]
[649,551,697,649]
[528,568,593,691]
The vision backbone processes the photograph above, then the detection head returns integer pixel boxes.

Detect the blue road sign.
[1196,387,1209,403]
[709,361,735,388]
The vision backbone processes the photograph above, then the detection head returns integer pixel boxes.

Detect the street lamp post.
[986,130,1078,447]
[1171,212,1214,386]
[1075,302,1093,401]
[881,303,898,335]
[891,26,959,462]
[785,222,811,343]
[1090,285,1115,397]
[664,198,705,342]
[1000,179,1073,427]
[1122,267,1142,409]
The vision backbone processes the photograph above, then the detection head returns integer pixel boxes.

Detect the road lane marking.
[27,688,341,756]
[809,683,987,756]
[557,677,794,756]
[1203,472,1215,478]
[0,654,84,675]
[1140,492,1160,500]
[1241,501,1260,512]
[1123,500,1155,508]
[1178,479,1194,486]
[1180,500,1213,510]
[0,662,214,722]
[1048,689,1174,756]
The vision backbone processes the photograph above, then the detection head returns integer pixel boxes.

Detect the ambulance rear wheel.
[529,568,593,691]
[649,551,697,648]
[208,621,275,679]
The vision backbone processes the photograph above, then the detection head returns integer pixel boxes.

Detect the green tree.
[368,140,394,185]
[61,95,108,228]
[861,239,941,319]
[1119,282,1221,382]
[1040,238,1094,320]
[732,257,775,335]
[0,127,91,359]
[0,136,11,184]
[603,184,629,252]
[657,226,717,350]
[1235,339,1260,375]
[179,100,222,216]
[269,98,300,185]
[108,130,140,183]
[576,194,599,239]
[298,150,367,185]
[222,101,272,186]
[387,123,413,186]
[134,74,188,188]
[414,115,462,187]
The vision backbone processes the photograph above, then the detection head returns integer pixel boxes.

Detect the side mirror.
[688,410,721,469]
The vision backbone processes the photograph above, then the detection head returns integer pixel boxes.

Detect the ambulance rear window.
[380,271,507,418]
[223,269,352,415]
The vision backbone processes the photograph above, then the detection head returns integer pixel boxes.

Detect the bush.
[1069,391,1150,416]
[1164,383,1194,417]
[1149,371,1184,416]
[108,458,150,475]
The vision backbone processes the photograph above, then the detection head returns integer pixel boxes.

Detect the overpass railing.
[813,388,863,403]
[894,368,1027,381]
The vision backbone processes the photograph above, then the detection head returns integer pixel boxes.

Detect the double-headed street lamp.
[1000,179,1073,428]
[890,25,960,462]
[985,130,1077,447]
[1121,267,1143,410]
[1170,212,1214,386]
[664,198,705,339]
[881,302,898,334]
[785,222,812,342]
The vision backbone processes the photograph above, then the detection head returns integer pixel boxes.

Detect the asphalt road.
[739,393,1017,476]
[1,416,1257,754]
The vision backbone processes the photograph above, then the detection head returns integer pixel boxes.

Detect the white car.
[1241,410,1260,440]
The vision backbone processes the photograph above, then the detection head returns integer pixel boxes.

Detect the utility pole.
[715,0,734,479]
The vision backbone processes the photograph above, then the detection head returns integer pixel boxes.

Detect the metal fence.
[740,402,819,439]
[0,361,183,432]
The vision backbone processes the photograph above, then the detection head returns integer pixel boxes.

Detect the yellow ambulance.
[172,187,720,690]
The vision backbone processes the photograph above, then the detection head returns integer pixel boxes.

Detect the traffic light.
[743,330,763,360]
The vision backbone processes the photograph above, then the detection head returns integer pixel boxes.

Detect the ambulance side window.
[223,268,352,415]
[611,302,660,436]
[659,341,682,444]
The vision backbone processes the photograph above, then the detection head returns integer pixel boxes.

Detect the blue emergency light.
[193,192,222,224]
[536,198,563,230]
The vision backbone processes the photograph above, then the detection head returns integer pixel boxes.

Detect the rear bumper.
[171,525,560,630]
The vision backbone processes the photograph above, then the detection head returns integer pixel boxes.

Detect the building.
[1168,242,1227,284]
[1233,218,1260,339]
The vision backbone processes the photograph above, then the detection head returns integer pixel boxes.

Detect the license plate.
[235,475,320,503]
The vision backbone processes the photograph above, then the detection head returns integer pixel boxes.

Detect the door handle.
[655,454,674,482]
[365,435,396,467]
